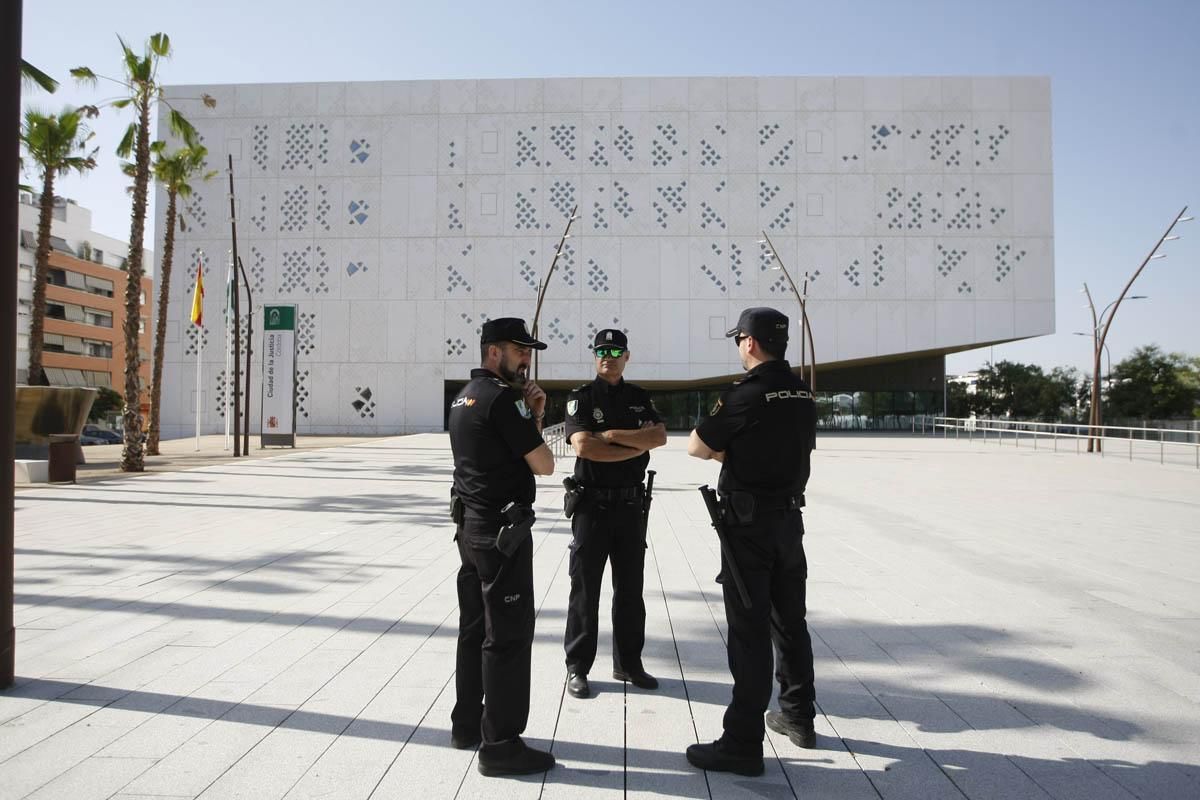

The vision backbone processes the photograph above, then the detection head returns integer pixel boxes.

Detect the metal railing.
[543,422,571,458]
[914,415,1200,468]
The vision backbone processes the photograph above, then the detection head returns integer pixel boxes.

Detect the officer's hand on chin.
[523,381,547,415]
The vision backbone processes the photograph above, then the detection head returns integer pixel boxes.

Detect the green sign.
[264,305,296,331]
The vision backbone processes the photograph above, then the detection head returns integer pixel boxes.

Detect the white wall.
[157,76,1054,437]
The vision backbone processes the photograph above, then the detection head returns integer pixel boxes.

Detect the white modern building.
[155,76,1053,437]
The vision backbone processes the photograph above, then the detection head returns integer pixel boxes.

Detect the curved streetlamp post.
[758,231,816,389]
[530,205,579,382]
[1080,205,1190,453]
[1073,296,1148,389]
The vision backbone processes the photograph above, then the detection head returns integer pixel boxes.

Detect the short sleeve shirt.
[694,360,816,497]
[564,377,661,487]
[449,368,545,514]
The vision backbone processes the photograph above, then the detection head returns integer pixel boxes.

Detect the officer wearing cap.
[562,329,667,699]
[448,317,556,777]
[684,307,819,777]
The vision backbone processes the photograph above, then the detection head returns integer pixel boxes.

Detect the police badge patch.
[567,399,578,416]
[516,399,531,419]
[593,407,604,422]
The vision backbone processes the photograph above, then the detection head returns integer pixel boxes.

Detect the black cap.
[726,307,789,343]
[480,317,547,350]
[592,328,628,350]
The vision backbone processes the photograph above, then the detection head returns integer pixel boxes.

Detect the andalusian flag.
[190,268,205,327]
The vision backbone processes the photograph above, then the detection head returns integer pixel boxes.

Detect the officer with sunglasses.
[562,329,667,699]
[684,307,818,777]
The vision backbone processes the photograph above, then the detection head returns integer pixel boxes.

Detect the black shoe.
[613,668,659,690]
[450,728,482,750]
[567,672,591,698]
[477,737,556,777]
[685,740,764,776]
[765,710,817,749]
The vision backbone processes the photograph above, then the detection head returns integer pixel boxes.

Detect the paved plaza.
[3,433,1199,799]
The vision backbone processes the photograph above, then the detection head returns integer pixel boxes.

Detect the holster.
[449,490,465,526]
[496,501,535,556]
[722,491,757,526]
[562,477,583,519]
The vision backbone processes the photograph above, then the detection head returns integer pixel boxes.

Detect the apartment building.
[16,193,154,413]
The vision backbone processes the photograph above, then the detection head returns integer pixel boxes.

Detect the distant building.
[948,372,980,395]
[16,192,154,414]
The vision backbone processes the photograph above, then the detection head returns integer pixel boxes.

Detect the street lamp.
[1073,293,1148,378]
[757,231,816,389]
[1079,204,1190,453]
[1072,331,1112,379]
[530,205,579,382]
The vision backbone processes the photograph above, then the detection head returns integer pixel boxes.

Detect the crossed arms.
[570,422,667,462]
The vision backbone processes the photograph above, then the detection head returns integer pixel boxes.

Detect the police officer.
[448,317,556,777]
[684,307,818,777]
[563,329,667,699]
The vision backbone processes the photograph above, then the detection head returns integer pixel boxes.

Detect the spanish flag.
[190,268,204,327]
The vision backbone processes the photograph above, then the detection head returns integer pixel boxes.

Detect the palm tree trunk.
[120,95,152,472]
[146,190,177,455]
[27,172,56,386]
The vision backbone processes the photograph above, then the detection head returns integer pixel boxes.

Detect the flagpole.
[190,265,206,452]
[223,252,232,450]
[194,325,202,451]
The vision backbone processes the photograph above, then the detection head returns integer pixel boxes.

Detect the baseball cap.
[725,307,789,343]
[480,317,548,350]
[592,328,628,350]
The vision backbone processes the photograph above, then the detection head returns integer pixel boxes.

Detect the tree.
[20,61,58,93]
[973,361,1081,421]
[1038,366,1084,422]
[143,142,215,455]
[18,108,97,386]
[88,387,123,423]
[946,380,973,418]
[1106,345,1199,420]
[72,34,213,471]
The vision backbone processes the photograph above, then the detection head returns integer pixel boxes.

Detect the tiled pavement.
[3,433,1198,799]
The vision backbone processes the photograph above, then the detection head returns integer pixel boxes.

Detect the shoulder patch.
[515,399,532,419]
[566,398,578,416]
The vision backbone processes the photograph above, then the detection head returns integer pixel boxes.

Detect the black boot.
[567,671,591,698]
[765,710,817,749]
[477,737,556,777]
[613,667,659,690]
[685,739,764,776]
[450,727,482,750]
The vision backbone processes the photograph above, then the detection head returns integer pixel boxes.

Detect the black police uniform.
[448,366,544,747]
[693,313,817,755]
[562,363,660,680]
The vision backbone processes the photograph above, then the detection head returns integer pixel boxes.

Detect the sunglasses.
[594,346,626,359]
[733,333,750,346]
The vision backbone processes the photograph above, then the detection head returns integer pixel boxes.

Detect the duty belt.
[582,484,643,501]
[726,493,805,512]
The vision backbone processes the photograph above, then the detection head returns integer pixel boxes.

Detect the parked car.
[81,425,122,445]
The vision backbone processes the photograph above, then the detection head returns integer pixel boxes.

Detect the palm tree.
[20,61,58,93]
[143,142,214,455]
[72,33,213,471]
[18,108,97,386]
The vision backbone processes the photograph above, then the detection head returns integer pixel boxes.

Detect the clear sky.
[20,0,1199,375]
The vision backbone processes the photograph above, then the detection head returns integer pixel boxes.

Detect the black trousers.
[563,494,646,676]
[720,510,815,752]
[451,515,536,745]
